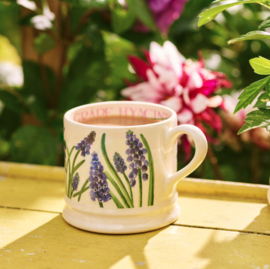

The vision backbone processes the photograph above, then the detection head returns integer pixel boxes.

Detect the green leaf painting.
[65,131,96,199]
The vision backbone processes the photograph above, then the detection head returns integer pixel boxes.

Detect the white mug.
[63,101,207,234]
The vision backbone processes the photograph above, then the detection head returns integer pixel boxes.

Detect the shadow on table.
[0,214,162,269]
[195,205,270,269]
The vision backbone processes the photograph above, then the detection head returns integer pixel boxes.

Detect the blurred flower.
[21,0,55,30]
[0,61,23,87]
[122,41,232,156]
[135,0,188,33]
[17,0,37,11]
[222,92,270,150]
[31,15,53,30]
[149,0,188,33]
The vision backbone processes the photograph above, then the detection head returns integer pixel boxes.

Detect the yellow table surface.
[0,161,269,269]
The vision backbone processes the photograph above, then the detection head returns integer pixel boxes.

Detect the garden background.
[0,0,269,185]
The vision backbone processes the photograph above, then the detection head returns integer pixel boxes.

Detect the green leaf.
[198,1,258,27]
[20,13,36,26]
[10,126,59,165]
[250,56,270,75]
[228,31,270,44]
[111,7,136,34]
[34,33,55,55]
[58,26,109,112]
[128,0,157,31]
[60,0,108,7]
[0,89,24,113]
[253,92,270,109]
[0,107,20,140]
[266,80,270,93]
[234,76,270,113]
[238,109,270,134]
[22,61,56,123]
[258,16,270,30]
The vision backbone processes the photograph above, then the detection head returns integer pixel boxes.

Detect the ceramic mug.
[63,101,208,234]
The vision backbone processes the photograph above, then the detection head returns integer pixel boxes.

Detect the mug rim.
[64,101,177,129]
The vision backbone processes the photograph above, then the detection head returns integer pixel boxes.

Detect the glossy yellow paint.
[178,178,268,202]
[0,208,58,248]
[1,161,270,269]
[0,176,65,212]
[177,195,270,234]
[0,161,65,181]
[0,210,270,269]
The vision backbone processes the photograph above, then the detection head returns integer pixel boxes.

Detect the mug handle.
[163,124,208,194]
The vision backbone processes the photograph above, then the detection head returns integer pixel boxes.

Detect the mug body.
[63,101,180,234]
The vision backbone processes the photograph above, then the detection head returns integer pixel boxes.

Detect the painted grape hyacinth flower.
[72,172,79,191]
[75,131,96,157]
[89,152,112,206]
[125,130,149,187]
[113,152,127,174]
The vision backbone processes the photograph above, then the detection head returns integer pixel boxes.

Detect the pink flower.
[135,0,188,34]
[122,41,232,157]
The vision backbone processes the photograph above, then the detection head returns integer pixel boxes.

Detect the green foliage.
[228,31,270,44]
[22,61,55,123]
[58,26,109,112]
[60,0,108,7]
[258,16,270,29]
[0,0,161,166]
[234,76,270,113]
[34,33,55,55]
[10,126,58,165]
[0,89,24,113]
[128,0,157,32]
[1,0,270,185]
[198,0,270,27]
[198,1,259,27]
[250,56,270,75]
[238,109,270,133]
[198,0,270,136]
[254,92,270,108]
[111,5,135,34]
[110,0,156,34]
